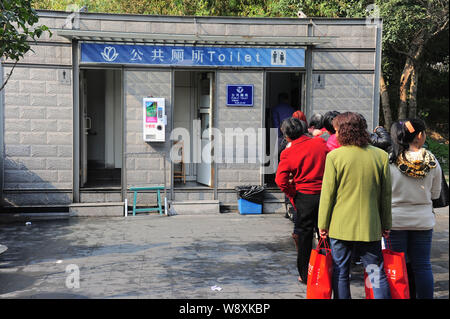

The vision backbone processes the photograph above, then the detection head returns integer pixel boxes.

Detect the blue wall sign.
[227,85,254,106]
[80,43,305,68]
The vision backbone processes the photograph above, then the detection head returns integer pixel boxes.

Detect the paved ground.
[0,207,448,299]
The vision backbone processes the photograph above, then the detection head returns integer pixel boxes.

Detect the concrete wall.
[310,22,377,130]
[124,69,172,205]
[215,70,263,205]
[215,71,263,190]
[1,14,73,206]
[2,66,73,206]
[312,73,375,125]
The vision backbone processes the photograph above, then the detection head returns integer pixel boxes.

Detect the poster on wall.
[143,97,166,142]
[145,100,158,123]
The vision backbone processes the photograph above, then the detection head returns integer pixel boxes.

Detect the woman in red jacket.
[275,117,329,283]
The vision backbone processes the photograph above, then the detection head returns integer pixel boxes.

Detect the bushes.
[426,136,449,178]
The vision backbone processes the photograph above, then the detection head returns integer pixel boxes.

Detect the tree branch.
[0,60,18,92]
[392,47,417,60]
[432,18,449,37]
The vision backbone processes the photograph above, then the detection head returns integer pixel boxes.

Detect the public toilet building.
[0,10,382,216]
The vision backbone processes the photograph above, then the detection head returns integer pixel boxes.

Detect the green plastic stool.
[130,186,164,216]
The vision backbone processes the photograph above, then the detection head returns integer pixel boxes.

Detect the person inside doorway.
[272,92,294,146]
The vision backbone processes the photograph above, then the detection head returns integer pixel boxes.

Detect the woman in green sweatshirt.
[318,112,392,299]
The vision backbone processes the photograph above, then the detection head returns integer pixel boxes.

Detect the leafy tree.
[0,0,51,91]
[379,0,449,125]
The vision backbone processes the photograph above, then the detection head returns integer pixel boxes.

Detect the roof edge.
[36,9,378,25]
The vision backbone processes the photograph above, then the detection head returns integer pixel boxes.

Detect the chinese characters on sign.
[227,85,254,106]
[81,43,305,68]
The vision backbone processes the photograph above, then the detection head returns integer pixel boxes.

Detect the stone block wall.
[311,73,375,130]
[2,66,73,205]
[215,71,263,190]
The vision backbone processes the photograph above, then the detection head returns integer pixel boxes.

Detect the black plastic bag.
[235,185,266,204]
[433,169,449,208]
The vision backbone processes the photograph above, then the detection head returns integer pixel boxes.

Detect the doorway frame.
[170,68,217,199]
[74,62,125,202]
[261,69,306,189]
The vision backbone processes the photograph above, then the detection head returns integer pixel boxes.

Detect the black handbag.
[432,169,449,208]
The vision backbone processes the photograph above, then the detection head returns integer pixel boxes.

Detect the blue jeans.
[384,230,434,299]
[330,239,391,299]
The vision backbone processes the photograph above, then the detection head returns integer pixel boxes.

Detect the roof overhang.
[56,29,333,46]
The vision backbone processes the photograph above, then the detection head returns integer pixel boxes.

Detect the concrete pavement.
[0,207,448,299]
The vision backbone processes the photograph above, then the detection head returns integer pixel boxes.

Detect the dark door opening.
[264,72,304,188]
[80,69,122,188]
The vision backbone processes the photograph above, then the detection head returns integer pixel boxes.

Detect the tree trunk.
[398,57,414,120]
[379,74,393,130]
[408,65,419,118]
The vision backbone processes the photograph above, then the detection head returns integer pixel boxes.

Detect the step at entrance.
[170,200,220,215]
[69,202,125,217]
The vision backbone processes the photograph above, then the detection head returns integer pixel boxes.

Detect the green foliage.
[1,0,51,61]
[426,136,449,174]
[378,0,428,47]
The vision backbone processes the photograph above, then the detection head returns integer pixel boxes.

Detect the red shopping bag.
[365,240,410,299]
[306,237,333,299]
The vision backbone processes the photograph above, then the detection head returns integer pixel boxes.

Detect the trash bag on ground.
[235,185,266,204]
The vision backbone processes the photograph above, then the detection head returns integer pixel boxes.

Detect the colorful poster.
[145,101,157,123]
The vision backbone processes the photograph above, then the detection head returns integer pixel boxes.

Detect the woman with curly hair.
[318,112,392,299]
[388,119,442,299]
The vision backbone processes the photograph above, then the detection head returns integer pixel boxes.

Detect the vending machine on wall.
[143,97,166,142]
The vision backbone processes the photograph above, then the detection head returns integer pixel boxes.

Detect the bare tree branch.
[432,18,449,37]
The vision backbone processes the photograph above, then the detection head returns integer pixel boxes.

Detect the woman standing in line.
[388,119,442,299]
[275,117,328,284]
[318,112,392,299]
[323,110,341,151]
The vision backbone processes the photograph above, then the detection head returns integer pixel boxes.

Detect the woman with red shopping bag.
[306,237,333,299]
[365,238,410,299]
[386,119,442,299]
[318,112,392,299]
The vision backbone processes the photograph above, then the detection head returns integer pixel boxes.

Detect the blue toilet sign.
[80,43,305,68]
[226,85,254,106]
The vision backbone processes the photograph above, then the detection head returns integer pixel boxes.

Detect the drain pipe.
[163,153,168,215]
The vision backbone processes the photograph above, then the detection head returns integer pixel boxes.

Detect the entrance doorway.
[79,69,123,188]
[264,71,304,187]
[173,70,214,188]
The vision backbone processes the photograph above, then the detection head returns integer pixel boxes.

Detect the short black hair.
[278,92,289,103]
[281,117,306,141]
[323,111,341,134]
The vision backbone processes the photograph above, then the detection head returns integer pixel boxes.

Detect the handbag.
[306,237,333,299]
[432,169,449,208]
[365,239,410,299]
